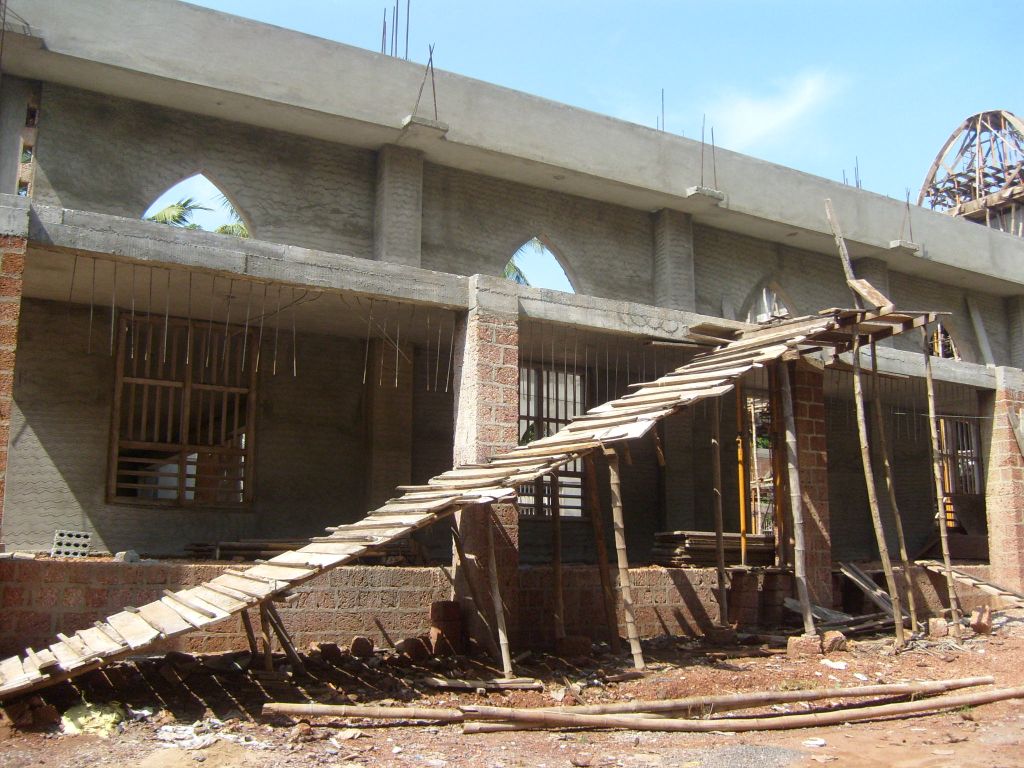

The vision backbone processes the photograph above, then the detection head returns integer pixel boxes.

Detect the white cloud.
[707,71,838,153]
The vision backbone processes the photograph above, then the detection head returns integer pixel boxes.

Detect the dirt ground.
[2,611,1023,768]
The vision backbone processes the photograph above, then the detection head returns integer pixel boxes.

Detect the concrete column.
[1007,296,1024,369]
[792,363,831,606]
[451,275,520,649]
[373,145,423,267]
[983,367,1024,591]
[852,257,892,346]
[0,233,24,551]
[652,209,695,312]
[364,338,414,509]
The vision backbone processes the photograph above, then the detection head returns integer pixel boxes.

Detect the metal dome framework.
[919,110,1024,235]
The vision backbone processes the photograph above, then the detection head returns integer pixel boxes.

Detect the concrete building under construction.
[0,0,1022,695]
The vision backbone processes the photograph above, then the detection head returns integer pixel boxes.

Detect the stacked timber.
[652,531,774,567]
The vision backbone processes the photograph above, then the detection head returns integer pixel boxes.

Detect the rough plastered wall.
[421,163,654,303]
[4,299,384,555]
[31,85,376,257]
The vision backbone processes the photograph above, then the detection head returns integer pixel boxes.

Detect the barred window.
[108,315,256,508]
[518,364,586,517]
[937,416,982,529]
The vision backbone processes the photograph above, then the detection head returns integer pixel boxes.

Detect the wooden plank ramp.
[916,560,1024,609]
[0,306,937,701]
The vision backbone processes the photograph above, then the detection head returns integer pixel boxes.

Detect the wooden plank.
[245,563,316,582]
[107,610,162,648]
[269,551,349,568]
[137,600,193,636]
[0,656,28,686]
[186,586,249,615]
[76,627,123,656]
[916,561,1024,608]
[163,589,221,620]
[627,364,754,390]
[210,573,276,599]
[158,595,218,628]
[48,641,85,670]
[838,562,906,618]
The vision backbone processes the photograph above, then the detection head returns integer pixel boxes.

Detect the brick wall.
[0,234,24,545]
[793,364,831,605]
[984,368,1024,591]
[0,559,449,657]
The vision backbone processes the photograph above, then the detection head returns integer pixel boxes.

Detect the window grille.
[937,416,982,528]
[108,315,256,508]
[518,364,586,517]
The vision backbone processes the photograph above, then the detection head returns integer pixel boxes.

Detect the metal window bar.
[518,363,586,517]
[109,314,256,508]
[937,416,983,528]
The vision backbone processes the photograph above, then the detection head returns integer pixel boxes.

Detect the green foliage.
[146,197,211,227]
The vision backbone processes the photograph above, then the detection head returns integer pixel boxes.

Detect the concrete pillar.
[373,145,423,267]
[792,362,831,606]
[983,367,1024,591]
[1007,296,1024,369]
[652,209,695,312]
[852,257,892,346]
[451,275,520,649]
[0,198,27,551]
[364,339,414,509]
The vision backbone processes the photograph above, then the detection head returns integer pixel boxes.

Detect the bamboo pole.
[777,361,815,636]
[922,325,963,638]
[461,683,1024,733]
[851,334,906,647]
[458,676,993,732]
[768,364,788,567]
[605,447,645,670]
[484,506,515,678]
[239,609,260,660]
[264,702,465,722]
[735,381,748,565]
[550,471,565,642]
[583,452,622,654]
[258,603,275,672]
[869,342,919,634]
[451,526,502,661]
[710,398,729,625]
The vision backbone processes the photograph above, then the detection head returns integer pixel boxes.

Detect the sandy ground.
[2,612,1023,768]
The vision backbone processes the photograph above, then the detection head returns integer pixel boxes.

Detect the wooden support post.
[777,362,816,637]
[870,343,919,634]
[923,326,963,639]
[768,364,788,567]
[258,602,275,672]
[710,398,729,625]
[484,506,514,678]
[264,602,308,676]
[550,471,566,642]
[735,382,748,565]
[851,335,906,647]
[605,447,645,670]
[239,609,260,660]
[584,452,622,654]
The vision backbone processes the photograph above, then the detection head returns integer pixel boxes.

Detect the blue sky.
[156,1,1016,290]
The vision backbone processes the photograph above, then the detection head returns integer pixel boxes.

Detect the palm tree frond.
[147,197,212,227]
[503,254,530,286]
[215,221,250,238]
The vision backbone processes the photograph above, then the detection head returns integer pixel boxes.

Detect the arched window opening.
[746,284,790,324]
[504,237,575,293]
[143,173,250,238]
[929,323,960,360]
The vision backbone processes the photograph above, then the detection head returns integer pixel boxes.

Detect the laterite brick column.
[985,367,1024,592]
[452,276,521,649]
[792,362,831,605]
[0,232,26,550]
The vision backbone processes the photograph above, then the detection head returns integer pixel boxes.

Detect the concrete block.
[970,606,992,635]
[928,617,949,638]
[786,634,821,657]
[821,630,847,654]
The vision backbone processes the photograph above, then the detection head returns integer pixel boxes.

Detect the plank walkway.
[0,305,935,700]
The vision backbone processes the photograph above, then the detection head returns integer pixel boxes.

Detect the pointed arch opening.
[743,280,793,324]
[504,237,576,293]
[143,173,251,239]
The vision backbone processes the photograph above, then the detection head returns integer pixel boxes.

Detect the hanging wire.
[291,287,298,377]
[241,281,253,371]
[362,298,374,385]
[87,257,96,354]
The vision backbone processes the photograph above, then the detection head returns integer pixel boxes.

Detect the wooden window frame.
[107,314,257,509]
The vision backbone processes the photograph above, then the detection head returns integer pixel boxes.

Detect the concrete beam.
[820,345,997,390]
[373,145,423,267]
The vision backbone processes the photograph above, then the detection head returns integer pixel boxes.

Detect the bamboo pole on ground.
[869,342,919,634]
[461,683,1024,733]
[484,505,515,678]
[777,361,815,636]
[605,447,645,670]
[922,325,963,638]
[550,471,565,642]
[735,381,748,565]
[583,452,622,654]
[851,335,906,647]
[457,675,993,732]
[710,398,729,625]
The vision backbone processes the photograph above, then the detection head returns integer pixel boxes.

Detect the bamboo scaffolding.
[851,335,906,648]
[451,526,501,662]
[735,382,748,565]
[583,453,622,654]
[922,325,963,638]
[550,471,565,642]
[484,506,514,678]
[777,362,815,636]
[605,448,645,670]
[869,342,919,633]
[710,398,729,624]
